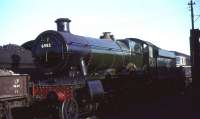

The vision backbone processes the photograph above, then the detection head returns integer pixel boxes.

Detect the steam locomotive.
[0,18,188,119]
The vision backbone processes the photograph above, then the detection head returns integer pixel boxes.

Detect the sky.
[0,0,199,55]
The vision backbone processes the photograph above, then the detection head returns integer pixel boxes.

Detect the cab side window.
[149,46,153,58]
[129,40,142,54]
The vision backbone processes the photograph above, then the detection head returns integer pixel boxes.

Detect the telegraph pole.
[188,0,200,111]
[188,0,196,83]
[188,0,195,29]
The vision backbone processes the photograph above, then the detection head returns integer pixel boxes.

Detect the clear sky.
[0,0,199,55]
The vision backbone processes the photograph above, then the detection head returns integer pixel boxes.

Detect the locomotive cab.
[117,38,157,70]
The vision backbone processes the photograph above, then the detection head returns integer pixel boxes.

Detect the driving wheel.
[59,99,79,119]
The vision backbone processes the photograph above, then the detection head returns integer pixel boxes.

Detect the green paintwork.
[87,39,144,76]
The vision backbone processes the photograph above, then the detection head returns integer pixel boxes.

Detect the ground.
[12,88,197,119]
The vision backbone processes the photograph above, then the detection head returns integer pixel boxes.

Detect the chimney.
[55,18,71,33]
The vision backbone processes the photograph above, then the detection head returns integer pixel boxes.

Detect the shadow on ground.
[97,89,196,119]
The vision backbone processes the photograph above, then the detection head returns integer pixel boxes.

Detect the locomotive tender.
[0,18,187,119]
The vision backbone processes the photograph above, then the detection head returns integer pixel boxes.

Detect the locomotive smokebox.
[55,18,71,33]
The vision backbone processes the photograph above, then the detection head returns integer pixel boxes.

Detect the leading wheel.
[0,110,4,119]
[0,102,13,119]
[59,99,79,119]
